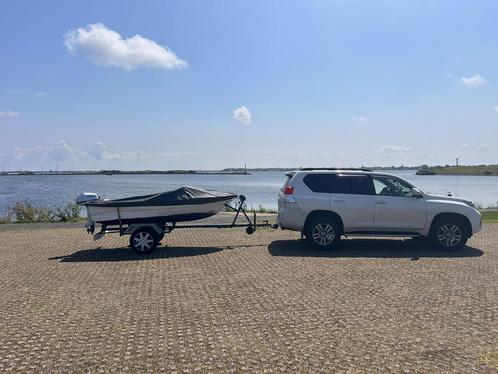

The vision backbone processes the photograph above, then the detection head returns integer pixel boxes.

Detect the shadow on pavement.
[268,238,484,259]
[49,246,223,262]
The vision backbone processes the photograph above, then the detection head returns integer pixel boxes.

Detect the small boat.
[77,186,237,225]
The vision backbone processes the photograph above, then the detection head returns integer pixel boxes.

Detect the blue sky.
[1,0,498,170]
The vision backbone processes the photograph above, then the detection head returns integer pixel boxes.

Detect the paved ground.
[1,217,498,373]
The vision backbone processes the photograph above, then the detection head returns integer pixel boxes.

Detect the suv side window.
[303,174,374,195]
[372,176,417,197]
[345,175,375,195]
[303,174,335,193]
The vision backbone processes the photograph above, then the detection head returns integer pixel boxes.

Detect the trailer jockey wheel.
[246,227,255,235]
[130,228,158,254]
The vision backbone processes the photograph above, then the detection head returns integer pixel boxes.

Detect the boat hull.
[86,200,228,224]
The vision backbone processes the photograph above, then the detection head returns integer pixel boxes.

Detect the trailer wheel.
[246,226,255,235]
[130,228,158,254]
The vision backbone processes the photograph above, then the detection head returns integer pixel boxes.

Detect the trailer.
[83,195,277,253]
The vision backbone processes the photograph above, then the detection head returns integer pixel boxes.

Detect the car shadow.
[49,245,223,263]
[268,238,484,259]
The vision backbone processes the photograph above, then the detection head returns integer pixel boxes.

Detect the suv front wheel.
[306,217,341,250]
[430,216,468,251]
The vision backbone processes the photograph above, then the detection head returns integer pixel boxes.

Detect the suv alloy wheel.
[430,217,468,251]
[306,217,341,250]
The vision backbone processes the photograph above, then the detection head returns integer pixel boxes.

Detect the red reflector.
[283,186,294,195]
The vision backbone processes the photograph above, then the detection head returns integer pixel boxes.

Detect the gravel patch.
[0,221,497,372]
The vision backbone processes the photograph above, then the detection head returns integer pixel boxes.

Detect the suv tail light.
[283,186,294,195]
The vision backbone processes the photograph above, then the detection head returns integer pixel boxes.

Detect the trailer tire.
[130,228,158,254]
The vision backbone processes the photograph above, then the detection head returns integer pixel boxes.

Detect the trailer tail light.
[283,186,294,195]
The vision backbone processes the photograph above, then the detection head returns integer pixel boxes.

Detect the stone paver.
[0,220,497,373]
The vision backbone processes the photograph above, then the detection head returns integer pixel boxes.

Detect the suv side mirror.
[411,189,423,198]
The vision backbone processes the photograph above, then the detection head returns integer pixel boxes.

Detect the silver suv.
[277,168,482,250]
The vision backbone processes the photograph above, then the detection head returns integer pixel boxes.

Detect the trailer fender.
[124,223,164,236]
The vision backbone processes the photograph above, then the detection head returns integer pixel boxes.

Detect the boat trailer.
[85,195,277,253]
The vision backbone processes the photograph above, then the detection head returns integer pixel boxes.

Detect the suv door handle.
[333,199,346,203]
[376,201,388,205]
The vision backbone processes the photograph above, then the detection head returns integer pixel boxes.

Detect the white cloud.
[0,110,20,118]
[4,89,25,95]
[445,72,453,78]
[88,141,145,161]
[492,105,498,114]
[3,89,49,97]
[0,140,206,170]
[4,141,147,166]
[88,141,107,160]
[381,145,412,153]
[47,140,77,161]
[460,74,487,87]
[352,116,367,123]
[63,23,187,71]
[8,140,80,163]
[159,151,196,158]
[460,143,471,149]
[91,147,195,163]
[477,143,491,153]
[232,106,252,125]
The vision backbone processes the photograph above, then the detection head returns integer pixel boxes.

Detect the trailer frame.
[84,195,277,253]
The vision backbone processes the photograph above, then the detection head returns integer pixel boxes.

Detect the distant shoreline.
[2,164,498,176]
[0,166,421,176]
[0,170,251,176]
[416,165,498,176]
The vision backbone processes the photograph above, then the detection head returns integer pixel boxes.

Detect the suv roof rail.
[298,167,373,172]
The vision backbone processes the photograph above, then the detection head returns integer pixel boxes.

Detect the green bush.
[482,210,498,223]
[223,203,277,214]
[5,201,55,223]
[248,204,277,214]
[54,202,81,222]
[1,201,82,223]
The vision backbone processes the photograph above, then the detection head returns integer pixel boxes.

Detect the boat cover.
[84,186,237,207]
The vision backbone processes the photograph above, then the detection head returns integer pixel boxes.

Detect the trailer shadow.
[268,238,484,259]
[49,245,223,263]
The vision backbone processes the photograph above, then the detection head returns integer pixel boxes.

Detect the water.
[0,170,497,214]
[392,170,498,208]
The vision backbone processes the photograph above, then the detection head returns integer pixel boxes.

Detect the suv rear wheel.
[306,217,341,250]
[430,216,468,251]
